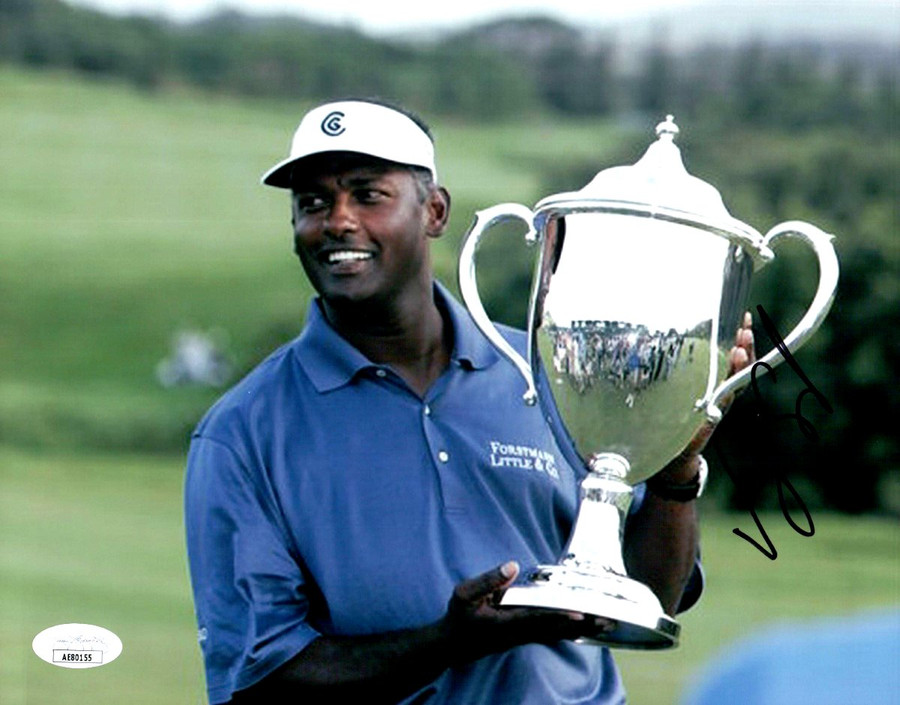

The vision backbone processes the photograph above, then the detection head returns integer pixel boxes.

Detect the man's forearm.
[233,622,452,704]
[622,457,700,616]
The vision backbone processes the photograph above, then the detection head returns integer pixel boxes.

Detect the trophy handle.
[704,220,839,422]
[458,203,540,405]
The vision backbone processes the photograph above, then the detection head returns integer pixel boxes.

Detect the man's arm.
[622,455,701,615]
[231,562,612,704]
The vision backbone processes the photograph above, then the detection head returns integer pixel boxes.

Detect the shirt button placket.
[423,406,449,464]
[421,400,463,511]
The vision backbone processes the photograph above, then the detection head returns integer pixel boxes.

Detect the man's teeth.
[327,251,373,263]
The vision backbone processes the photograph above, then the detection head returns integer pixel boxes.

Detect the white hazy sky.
[64,0,714,34]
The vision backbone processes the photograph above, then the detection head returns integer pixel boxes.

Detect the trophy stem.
[500,452,679,649]
[561,455,633,577]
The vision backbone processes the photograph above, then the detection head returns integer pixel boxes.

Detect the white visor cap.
[261,101,437,188]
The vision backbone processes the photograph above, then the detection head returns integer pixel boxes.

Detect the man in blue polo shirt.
[184,99,754,704]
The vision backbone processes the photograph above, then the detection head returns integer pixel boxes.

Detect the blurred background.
[1,0,897,702]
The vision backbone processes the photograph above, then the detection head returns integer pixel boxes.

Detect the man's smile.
[320,249,376,265]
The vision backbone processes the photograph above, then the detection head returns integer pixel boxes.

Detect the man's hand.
[441,561,614,664]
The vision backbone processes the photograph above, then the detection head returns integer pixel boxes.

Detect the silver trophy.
[458,116,839,649]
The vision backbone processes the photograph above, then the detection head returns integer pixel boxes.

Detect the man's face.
[290,154,448,308]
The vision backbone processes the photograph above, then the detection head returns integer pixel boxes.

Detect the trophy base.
[500,563,680,650]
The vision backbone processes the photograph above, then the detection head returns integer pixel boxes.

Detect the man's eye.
[356,189,385,203]
[295,195,327,212]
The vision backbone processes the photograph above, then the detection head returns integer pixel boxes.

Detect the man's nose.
[323,193,358,237]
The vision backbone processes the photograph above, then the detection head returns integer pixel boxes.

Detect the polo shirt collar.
[293,280,500,393]
[438,280,499,371]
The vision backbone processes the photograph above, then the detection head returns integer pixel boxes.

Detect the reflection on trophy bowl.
[539,320,715,485]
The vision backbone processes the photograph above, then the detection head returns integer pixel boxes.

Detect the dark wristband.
[646,455,708,502]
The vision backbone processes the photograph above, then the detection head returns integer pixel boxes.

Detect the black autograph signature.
[712,304,833,560]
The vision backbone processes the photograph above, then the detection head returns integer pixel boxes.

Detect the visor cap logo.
[321,111,346,136]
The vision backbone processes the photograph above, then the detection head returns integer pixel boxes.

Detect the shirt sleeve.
[185,434,320,704]
[676,557,704,614]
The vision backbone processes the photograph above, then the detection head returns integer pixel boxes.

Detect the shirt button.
[438,451,450,463]
[424,404,432,416]
[375,369,387,378]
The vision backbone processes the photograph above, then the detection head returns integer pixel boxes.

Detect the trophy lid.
[534,115,756,239]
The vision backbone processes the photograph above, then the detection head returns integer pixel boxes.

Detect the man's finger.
[454,561,519,603]
[729,345,750,375]
[737,327,754,356]
[737,313,754,359]
[726,313,755,376]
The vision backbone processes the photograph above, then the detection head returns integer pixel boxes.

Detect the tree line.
[2,0,896,132]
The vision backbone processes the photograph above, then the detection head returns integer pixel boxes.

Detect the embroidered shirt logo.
[321,111,346,136]
[489,441,559,479]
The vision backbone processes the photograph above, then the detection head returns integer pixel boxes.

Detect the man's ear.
[425,186,451,239]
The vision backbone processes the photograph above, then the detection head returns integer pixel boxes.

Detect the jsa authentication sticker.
[32,623,123,669]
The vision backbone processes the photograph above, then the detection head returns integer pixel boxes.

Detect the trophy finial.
[655,114,679,141]
[545,114,739,223]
